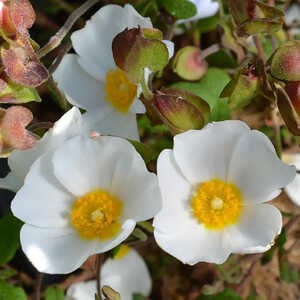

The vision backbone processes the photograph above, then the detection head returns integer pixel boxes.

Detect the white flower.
[66,246,151,300]
[285,4,300,37]
[11,135,161,274]
[283,153,300,206]
[0,107,85,192]
[176,0,219,24]
[53,4,174,141]
[153,121,295,265]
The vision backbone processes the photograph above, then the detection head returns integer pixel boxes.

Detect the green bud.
[172,46,208,81]
[154,90,209,134]
[270,41,300,82]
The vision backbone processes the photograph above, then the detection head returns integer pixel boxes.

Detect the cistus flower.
[11,135,161,274]
[66,246,152,300]
[176,0,219,24]
[282,153,300,206]
[153,121,295,264]
[0,107,85,192]
[53,4,173,141]
[0,105,35,157]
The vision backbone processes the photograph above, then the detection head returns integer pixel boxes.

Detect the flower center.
[191,179,243,230]
[70,189,123,240]
[105,68,137,113]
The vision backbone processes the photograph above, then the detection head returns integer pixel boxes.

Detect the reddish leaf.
[0,106,35,151]
[2,45,48,87]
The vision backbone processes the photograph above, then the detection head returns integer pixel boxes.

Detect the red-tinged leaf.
[276,84,300,136]
[0,106,35,150]
[2,45,48,87]
[9,0,35,32]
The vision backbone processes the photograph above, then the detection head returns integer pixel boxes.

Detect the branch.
[37,0,100,58]
[253,35,266,64]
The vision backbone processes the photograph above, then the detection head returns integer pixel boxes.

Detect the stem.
[198,44,220,60]
[37,0,100,58]
[284,214,300,232]
[271,107,282,158]
[49,39,72,74]
[96,254,104,300]
[253,35,266,64]
[35,272,43,300]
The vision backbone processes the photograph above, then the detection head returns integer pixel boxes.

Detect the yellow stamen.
[191,179,243,230]
[105,68,137,113]
[70,189,123,240]
[114,245,131,260]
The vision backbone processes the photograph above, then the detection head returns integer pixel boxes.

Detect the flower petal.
[153,149,192,233]
[101,249,151,298]
[67,281,97,300]
[11,151,73,228]
[82,108,139,141]
[53,54,108,111]
[71,4,152,82]
[8,107,83,181]
[223,204,282,253]
[173,120,250,185]
[20,224,96,274]
[285,175,300,206]
[110,145,161,222]
[0,171,23,192]
[228,130,296,204]
[154,220,230,264]
[53,136,139,197]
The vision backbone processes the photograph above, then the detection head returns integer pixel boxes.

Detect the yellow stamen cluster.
[70,189,123,240]
[114,245,131,260]
[191,179,243,230]
[105,68,137,113]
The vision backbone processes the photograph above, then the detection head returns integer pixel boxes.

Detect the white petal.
[173,120,250,184]
[101,249,151,298]
[176,0,219,24]
[72,4,152,82]
[242,244,271,254]
[285,4,300,26]
[285,175,300,206]
[223,204,282,253]
[53,136,140,197]
[8,107,83,181]
[67,281,96,300]
[83,109,140,141]
[162,40,175,59]
[153,150,192,233]
[11,151,73,228]
[129,97,146,114]
[0,172,23,192]
[228,130,296,204]
[53,54,108,111]
[20,224,96,274]
[110,144,161,222]
[154,220,230,265]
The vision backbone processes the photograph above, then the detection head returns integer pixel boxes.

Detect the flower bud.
[271,41,300,82]
[154,89,210,134]
[172,46,208,81]
[285,82,300,115]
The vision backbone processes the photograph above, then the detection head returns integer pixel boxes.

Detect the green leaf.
[0,212,23,265]
[160,0,197,19]
[206,50,238,69]
[134,0,158,17]
[127,140,156,163]
[247,287,264,300]
[0,280,27,300]
[0,80,41,104]
[196,289,243,300]
[45,286,64,300]
[170,68,231,121]
[0,269,17,281]
[196,15,220,33]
